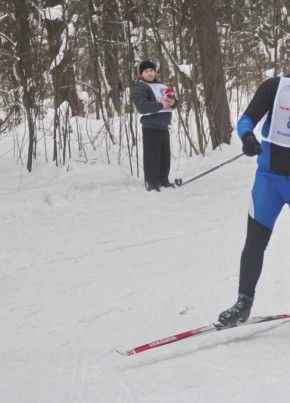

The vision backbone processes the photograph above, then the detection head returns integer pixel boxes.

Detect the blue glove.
[242,132,262,157]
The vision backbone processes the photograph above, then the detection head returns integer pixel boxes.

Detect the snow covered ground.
[1,131,290,403]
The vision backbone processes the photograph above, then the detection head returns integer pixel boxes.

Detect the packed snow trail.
[1,147,290,403]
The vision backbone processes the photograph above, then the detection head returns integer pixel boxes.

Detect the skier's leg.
[217,170,284,326]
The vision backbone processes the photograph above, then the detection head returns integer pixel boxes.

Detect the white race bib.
[142,81,172,114]
[268,76,290,147]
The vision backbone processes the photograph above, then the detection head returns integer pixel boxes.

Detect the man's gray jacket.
[132,79,178,131]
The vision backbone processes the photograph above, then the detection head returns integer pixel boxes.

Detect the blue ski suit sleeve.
[237,114,255,140]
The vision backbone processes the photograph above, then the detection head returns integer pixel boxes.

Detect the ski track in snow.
[1,145,290,403]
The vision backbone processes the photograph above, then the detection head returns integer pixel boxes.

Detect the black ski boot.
[217,293,254,327]
[145,182,161,192]
[160,181,175,189]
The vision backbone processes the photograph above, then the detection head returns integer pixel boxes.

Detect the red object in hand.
[165,88,175,98]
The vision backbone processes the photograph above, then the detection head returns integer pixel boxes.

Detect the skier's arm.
[237,77,280,140]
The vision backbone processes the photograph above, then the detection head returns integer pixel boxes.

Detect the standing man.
[218,74,290,326]
[132,60,177,191]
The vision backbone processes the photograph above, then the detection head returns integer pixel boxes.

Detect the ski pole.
[174,153,244,187]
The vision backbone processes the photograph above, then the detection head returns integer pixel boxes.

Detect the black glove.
[242,132,262,157]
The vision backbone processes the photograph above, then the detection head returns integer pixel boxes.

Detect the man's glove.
[242,132,262,157]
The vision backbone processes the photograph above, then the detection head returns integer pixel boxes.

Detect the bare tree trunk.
[195,0,232,149]
[44,0,84,118]
[86,0,116,149]
[102,0,122,116]
[13,0,36,172]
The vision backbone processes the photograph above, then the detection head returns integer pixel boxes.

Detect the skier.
[218,74,290,326]
[132,60,177,191]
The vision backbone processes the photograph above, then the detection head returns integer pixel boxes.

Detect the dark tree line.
[0,0,289,171]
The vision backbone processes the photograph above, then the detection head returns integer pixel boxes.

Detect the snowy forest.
[1,0,290,172]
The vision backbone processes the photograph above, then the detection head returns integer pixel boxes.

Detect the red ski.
[116,314,290,356]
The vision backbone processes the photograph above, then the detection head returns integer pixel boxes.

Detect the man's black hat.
[139,60,156,75]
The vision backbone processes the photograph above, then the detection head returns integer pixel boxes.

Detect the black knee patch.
[245,215,272,250]
[239,215,272,297]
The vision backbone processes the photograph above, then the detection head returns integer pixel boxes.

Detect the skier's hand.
[242,132,262,157]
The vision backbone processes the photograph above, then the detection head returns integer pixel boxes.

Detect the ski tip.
[116,349,136,357]
[116,349,127,356]
[174,178,182,187]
